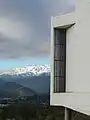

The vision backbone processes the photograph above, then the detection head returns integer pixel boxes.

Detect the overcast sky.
[0,0,74,69]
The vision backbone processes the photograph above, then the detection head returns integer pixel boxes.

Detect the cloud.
[0,17,30,40]
[0,0,74,59]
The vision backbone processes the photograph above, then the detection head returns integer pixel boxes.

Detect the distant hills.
[0,65,50,94]
[0,79,36,98]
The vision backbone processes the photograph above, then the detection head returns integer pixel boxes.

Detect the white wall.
[66,0,90,92]
[50,12,75,94]
[50,0,90,115]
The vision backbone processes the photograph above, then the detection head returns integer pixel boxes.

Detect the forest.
[0,102,64,120]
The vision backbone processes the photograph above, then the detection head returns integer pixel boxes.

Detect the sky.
[0,0,74,70]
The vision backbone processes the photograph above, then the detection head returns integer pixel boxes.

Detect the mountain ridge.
[0,65,50,94]
[0,65,50,77]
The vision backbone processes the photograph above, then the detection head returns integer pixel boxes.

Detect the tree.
[45,115,56,120]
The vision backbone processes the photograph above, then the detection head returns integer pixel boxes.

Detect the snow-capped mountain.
[0,65,50,94]
[0,65,50,77]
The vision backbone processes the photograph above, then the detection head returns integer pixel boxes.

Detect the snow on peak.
[0,65,50,76]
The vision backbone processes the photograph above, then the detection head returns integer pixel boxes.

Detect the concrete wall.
[50,0,90,116]
[66,0,90,92]
[50,12,75,94]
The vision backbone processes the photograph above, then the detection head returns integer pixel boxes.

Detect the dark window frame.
[54,28,66,93]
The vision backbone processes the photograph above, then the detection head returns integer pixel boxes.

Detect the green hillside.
[0,82,36,98]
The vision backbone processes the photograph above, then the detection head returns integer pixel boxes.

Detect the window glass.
[54,77,65,92]
[54,45,65,60]
[54,28,66,93]
[55,29,66,45]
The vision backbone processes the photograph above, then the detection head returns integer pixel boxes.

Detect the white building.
[50,0,90,119]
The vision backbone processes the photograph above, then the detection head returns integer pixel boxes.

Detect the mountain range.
[0,65,50,76]
[0,65,50,96]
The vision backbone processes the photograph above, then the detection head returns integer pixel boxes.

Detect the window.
[54,61,64,77]
[54,77,65,93]
[55,29,65,45]
[54,45,65,60]
[54,28,66,93]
